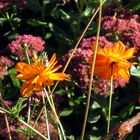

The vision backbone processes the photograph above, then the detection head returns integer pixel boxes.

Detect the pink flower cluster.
[7,34,45,60]
[0,55,13,78]
[60,36,128,96]
[101,7,140,52]
[0,1,12,13]
[0,0,27,13]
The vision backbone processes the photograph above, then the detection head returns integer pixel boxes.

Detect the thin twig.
[102,112,140,140]
[118,112,140,140]
[80,0,103,139]
[0,93,12,140]
[18,117,48,140]
[3,114,12,140]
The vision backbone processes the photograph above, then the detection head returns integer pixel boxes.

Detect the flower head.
[7,34,45,60]
[89,41,135,81]
[0,1,12,13]
[15,53,69,97]
[101,6,140,52]
[0,55,14,78]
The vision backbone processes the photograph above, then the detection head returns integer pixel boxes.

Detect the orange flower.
[89,41,135,80]
[15,53,69,97]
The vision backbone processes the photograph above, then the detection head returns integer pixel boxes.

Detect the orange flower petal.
[15,62,27,73]
[15,53,69,97]
[113,41,125,55]
[20,82,33,97]
[49,73,69,80]
[15,73,37,80]
[118,69,130,81]
[89,41,135,81]
[122,48,135,60]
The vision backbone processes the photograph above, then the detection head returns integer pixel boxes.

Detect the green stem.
[42,91,50,140]
[25,50,31,140]
[18,118,48,140]
[0,106,11,114]
[80,0,102,140]
[27,97,31,124]
[50,0,106,96]
[32,107,44,127]
[44,88,66,140]
[25,50,31,124]
[0,107,48,140]
[50,95,66,140]
[25,50,31,64]
[0,93,12,140]
[4,113,12,140]
[107,76,113,133]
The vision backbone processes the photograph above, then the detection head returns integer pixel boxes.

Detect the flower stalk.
[107,75,113,133]
[50,0,106,95]
[80,0,102,140]
[0,106,48,140]
[44,88,66,140]
[42,91,50,140]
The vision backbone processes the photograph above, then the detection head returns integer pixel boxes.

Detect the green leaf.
[88,101,101,123]
[51,24,72,46]
[27,0,41,12]
[60,108,73,116]
[88,109,101,123]
[89,135,101,140]
[126,0,140,11]
[66,135,75,140]
[27,19,47,27]
[15,128,33,136]
[0,17,7,26]
[8,68,20,88]
[10,98,27,117]
[119,104,134,119]
[130,66,140,77]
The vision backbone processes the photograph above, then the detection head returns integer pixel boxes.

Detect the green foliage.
[125,0,140,11]
[0,0,140,139]
[15,128,33,136]
[9,98,27,117]
[27,0,41,12]
[8,68,20,88]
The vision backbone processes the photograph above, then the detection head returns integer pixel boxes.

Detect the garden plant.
[0,0,140,140]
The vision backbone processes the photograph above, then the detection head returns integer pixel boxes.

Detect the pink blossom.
[0,1,12,13]
[101,6,140,52]
[0,55,14,78]
[7,34,45,60]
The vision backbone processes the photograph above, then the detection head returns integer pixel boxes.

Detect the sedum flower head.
[0,55,14,78]
[7,34,45,60]
[89,41,135,81]
[15,53,69,97]
[101,6,140,52]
